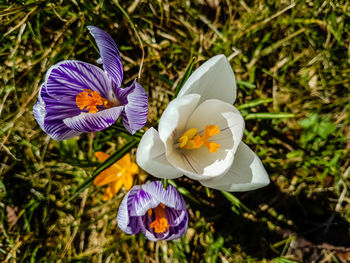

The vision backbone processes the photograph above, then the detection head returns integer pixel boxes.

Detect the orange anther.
[178,125,221,153]
[149,203,170,233]
[76,89,111,113]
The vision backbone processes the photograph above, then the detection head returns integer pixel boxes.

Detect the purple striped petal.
[87,26,123,87]
[166,212,188,240]
[45,60,115,100]
[116,181,188,241]
[33,84,82,140]
[117,187,141,234]
[63,106,124,132]
[141,181,187,210]
[165,208,187,227]
[128,187,159,217]
[118,80,148,134]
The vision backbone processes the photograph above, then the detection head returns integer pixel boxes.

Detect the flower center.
[178,125,221,153]
[148,203,170,233]
[76,89,112,113]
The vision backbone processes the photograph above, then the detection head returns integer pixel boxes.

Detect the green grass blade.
[238,98,273,110]
[221,191,251,213]
[245,112,294,120]
[174,57,196,98]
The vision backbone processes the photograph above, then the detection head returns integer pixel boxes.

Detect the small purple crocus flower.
[117,181,188,241]
[33,26,148,140]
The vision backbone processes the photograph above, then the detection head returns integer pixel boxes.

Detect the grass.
[1,0,350,262]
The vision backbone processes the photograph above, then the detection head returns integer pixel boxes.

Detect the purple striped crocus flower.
[33,26,148,140]
[117,181,188,241]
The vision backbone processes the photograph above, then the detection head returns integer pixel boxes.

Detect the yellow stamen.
[178,125,221,153]
[76,89,111,113]
[149,203,170,233]
[94,152,139,201]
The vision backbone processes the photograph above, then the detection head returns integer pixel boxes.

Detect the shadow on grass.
[185,181,350,260]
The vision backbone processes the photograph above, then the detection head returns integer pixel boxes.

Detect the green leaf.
[174,57,196,98]
[237,98,273,110]
[65,140,139,203]
[236,80,256,89]
[299,113,318,128]
[245,112,294,120]
[221,191,251,213]
[317,121,336,139]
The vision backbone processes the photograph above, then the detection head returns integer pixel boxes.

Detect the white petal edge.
[177,54,236,104]
[33,83,46,131]
[136,128,182,179]
[199,142,270,191]
[165,99,245,181]
[117,188,135,234]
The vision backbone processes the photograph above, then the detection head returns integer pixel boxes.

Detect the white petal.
[199,142,270,191]
[178,54,236,104]
[136,127,182,179]
[165,99,244,180]
[158,93,200,157]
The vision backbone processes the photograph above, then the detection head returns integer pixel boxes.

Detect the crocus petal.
[141,181,187,210]
[117,80,148,134]
[117,187,141,234]
[128,187,159,217]
[165,99,244,181]
[33,84,82,140]
[103,180,123,201]
[33,84,46,131]
[177,54,237,104]
[165,208,187,227]
[116,153,131,168]
[158,94,201,174]
[63,106,124,132]
[199,142,270,191]
[87,26,123,88]
[93,166,122,186]
[136,127,182,179]
[123,173,133,190]
[166,212,188,240]
[95,151,111,162]
[45,60,114,101]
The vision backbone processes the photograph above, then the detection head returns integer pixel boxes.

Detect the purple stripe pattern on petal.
[117,181,188,241]
[87,26,123,88]
[119,80,148,134]
[32,26,148,140]
[46,60,113,99]
[63,106,124,132]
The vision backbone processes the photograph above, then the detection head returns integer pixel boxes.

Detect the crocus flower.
[94,152,138,201]
[136,55,270,192]
[117,181,188,241]
[33,26,148,140]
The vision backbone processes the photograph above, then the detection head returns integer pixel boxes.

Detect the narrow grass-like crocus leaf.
[245,112,294,120]
[236,80,256,89]
[161,178,168,189]
[221,191,251,213]
[174,56,196,98]
[65,140,139,203]
[238,98,273,110]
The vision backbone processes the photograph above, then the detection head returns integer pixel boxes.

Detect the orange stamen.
[76,89,111,113]
[178,125,221,153]
[149,203,170,233]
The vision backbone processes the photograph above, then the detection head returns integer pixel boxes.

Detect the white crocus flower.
[136,55,270,191]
